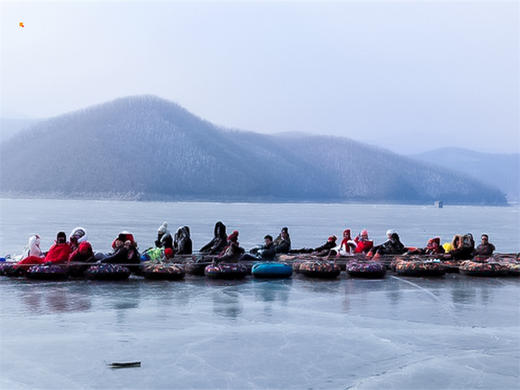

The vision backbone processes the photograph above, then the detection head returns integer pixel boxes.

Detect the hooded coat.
[27,235,44,258]
[451,233,475,259]
[374,233,406,255]
[200,222,228,254]
[174,226,192,255]
[425,237,445,255]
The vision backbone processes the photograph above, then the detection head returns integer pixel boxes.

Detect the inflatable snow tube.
[441,260,461,273]
[142,264,185,280]
[346,261,386,279]
[299,261,341,279]
[26,264,68,281]
[251,262,293,278]
[292,260,306,273]
[395,260,446,277]
[459,261,508,277]
[506,262,520,276]
[0,263,25,277]
[204,263,248,279]
[85,264,131,281]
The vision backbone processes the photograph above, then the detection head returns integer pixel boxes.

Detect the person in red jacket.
[337,229,357,256]
[17,232,71,267]
[354,229,373,254]
[69,241,95,263]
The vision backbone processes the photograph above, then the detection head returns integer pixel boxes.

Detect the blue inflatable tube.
[251,262,293,278]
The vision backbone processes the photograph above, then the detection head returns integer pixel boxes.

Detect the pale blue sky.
[1,1,518,153]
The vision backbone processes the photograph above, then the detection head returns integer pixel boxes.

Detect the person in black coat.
[273,228,291,254]
[372,232,406,256]
[200,222,227,254]
[174,226,192,255]
[243,235,276,261]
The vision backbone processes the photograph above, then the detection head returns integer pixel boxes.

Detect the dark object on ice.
[142,263,185,280]
[108,362,141,368]
[459,260,508,277]
[346,261,386,279]
[26,264,68,281]
[205,263,248,279]
[299,260,341,279]
[85,264,130,280]
[395,259,446,277]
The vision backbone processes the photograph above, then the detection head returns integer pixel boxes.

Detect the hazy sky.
[1,1,518,153]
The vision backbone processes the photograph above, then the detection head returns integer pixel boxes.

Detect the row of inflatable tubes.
[1,254,519,281]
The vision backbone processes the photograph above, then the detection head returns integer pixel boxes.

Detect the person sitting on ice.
[370,230,406,258]
[24,234,44,258]
[69,227,88,252]
[101,238,140,272]
[111,231,137,250]
[217,231,245,263]
[173,226,192,255]
[273,227,291,254]
[443,235,461,254]
[200,221,228,255]
[354,230,374,254]
[17,231,71,267]
[451,233,475,260]
[474,234,495,256]
[336,229,356,257]
[155,222,173,249]
[424,237,445,255]
[243,235,277,261]
[69,242,95,263]
[312,235,338,257]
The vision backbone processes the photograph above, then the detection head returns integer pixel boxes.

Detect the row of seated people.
[14,223,497,269]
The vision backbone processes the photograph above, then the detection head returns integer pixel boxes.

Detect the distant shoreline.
[0,192,512,207]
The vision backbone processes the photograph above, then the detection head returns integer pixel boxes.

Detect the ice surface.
[0,199,519,389]
[0,275,519,389]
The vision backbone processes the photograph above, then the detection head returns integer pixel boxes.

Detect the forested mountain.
[0,117,39,143]
[411,148,519,202]
[0,95,507,205]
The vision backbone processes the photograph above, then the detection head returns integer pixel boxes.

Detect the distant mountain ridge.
[411,148,519,202]
[0,95,507,205]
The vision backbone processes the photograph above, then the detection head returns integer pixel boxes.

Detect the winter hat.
[158,222,168,234]
[386,229,396,237]
[328,235,337,242]
[57,231,66,239]
[228,231,239,242]
[343,229,351,237]
[361,229,368,237]
[164,248,174,257]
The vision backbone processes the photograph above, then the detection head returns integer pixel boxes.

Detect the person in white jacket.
[26,234,44,258]
[335,229,357,257]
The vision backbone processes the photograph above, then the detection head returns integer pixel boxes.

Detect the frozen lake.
[0,199,519,389]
